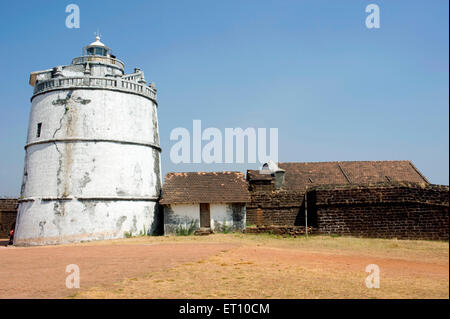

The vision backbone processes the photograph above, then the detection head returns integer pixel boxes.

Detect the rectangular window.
[36,122,42,138]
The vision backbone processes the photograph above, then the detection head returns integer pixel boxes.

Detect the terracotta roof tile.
[160,172,250,204]
[248,161,428,190]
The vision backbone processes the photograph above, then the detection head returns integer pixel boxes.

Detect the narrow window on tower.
[36,122,42,138]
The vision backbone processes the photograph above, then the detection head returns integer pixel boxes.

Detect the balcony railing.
[72,55,125,69]
[33,76,157,101]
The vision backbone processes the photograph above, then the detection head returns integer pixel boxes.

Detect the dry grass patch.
[74,234,449,299]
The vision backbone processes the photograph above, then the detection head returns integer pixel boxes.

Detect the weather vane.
[94,29,101,39]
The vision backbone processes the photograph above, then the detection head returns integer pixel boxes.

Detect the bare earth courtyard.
[0,234,448,299]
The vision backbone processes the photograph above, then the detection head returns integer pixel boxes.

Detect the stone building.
[3,158,448,240]
[160,172,250,235]
[0,199,17,237]
[246,161,449,240]
[14,36,161,246]
[3,37,448,243]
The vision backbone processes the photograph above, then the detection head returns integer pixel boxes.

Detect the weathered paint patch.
[79,172,91,189]
[164,205,200,235]
[52,92,91,106]
[116,215,127,229]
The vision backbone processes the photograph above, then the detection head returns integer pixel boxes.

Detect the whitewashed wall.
[210,204,246,232]
[15,199,158,245]
[164,203,246,235]
[163,204,200,235]
[210,204,233,231]
[14,87,161,246]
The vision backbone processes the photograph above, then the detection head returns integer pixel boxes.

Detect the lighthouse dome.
[86,35,109,56]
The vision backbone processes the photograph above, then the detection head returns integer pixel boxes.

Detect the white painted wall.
[15,86,161,246]
[27,90,159,146]
[164,203,246,234]
[22,142,159,198]
[15,199,158,246]
[210,204,233,231]
[163,204,199,235]
[171,204,200,227]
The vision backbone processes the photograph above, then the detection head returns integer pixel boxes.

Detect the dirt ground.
[0,234,448,299]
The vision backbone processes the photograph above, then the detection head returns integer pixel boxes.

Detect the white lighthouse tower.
[14,36,162,245]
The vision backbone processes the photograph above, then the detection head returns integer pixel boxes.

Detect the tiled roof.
[160,172,250,205]
[248,160,429,190]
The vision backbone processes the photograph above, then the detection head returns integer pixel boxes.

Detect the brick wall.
[246,189,308,226]
[246,225,316,236]
[247,179,449,240]
[309,183,449,240]
[0,198,18,237]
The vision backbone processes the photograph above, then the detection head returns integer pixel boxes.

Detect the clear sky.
[0,0,448,196]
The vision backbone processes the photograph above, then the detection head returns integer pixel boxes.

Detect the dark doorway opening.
[294,195,318,227]
[200,203,210,228]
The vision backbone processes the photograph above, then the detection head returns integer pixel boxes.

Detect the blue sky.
[0,0,448,196]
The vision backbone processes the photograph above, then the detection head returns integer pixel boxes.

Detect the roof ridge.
[278,160,412,165]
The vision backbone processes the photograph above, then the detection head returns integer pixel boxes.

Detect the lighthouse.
[14,36,162,245]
